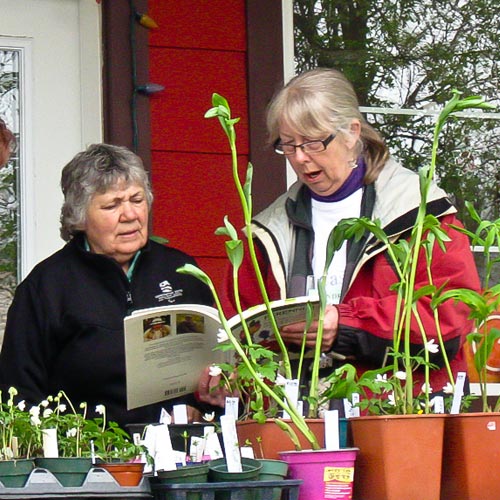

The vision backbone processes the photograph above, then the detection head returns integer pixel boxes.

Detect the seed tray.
[148,477,302,500]
[0,467,152,499]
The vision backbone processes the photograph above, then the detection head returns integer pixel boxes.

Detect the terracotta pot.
[441,412,500,500]
[98,461,145,487]
[349,414,445,500]
[236,418,348,460]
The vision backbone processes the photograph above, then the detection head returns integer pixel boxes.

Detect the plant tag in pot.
[282,379,299,419]
[42,428,59,458]
[450,371,466,414]
[220,415,242,472]
[324,410,340,450]
[205,430,223,460]
[173,404,188,424]
[225,397,239,419]
[434,396,445,413]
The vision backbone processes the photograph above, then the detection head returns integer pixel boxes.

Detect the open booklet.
[124,295,320,410]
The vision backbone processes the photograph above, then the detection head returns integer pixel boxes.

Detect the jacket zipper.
[126,290,134,314]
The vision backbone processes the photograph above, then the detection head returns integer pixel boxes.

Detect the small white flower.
[375,374,387,383]
[387,392,396,406]
[203,412,215,422]
[425,339,439,354]
[395,371,407,380]
[442,382,454,394]
[17,400,26,411]
[43,408,53,418]
[30,414,41,426]
[420,398,436,409]
[209,364,222,377]
[275,374,287,386]
[66,428,77,438]
[40,400,49,408]
[57,404,66,413]
[29,406,40,418]
[217,328,229,343]
[95,404,105,415]
[421,383,433,394]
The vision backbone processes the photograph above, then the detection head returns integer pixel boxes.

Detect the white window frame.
[0,38,34,280]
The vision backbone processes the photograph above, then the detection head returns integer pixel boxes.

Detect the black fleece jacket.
[0,235,214,427]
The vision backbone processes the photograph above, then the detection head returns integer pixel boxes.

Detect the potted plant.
[178,94,351,451]
[83,403,151,487]
[0,387,36,487]
[32,390,93,487]
[327,92,496,500]
[431,206,500,500]
[178,94,361,500]
[179,90,495,500]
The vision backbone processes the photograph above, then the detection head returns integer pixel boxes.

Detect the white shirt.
[311,188,363,304]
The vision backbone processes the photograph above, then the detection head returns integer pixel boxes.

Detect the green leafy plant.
[432,202,500,412]
[178,94,326,450]
[83,404,151,464]
[178,89,495,454]
[35,391,90,458]
[320,91,496,415]
[0,387,39,460]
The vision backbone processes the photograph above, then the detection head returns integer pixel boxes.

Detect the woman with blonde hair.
[198,67,480,406]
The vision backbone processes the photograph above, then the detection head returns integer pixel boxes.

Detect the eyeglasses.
[273,134,335,156]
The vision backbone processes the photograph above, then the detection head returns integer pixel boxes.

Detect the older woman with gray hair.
[0,143,214,426]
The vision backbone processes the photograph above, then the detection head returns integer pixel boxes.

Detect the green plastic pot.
[208,458,262,500]
[258,459,288,500]
[35,457,92,487]
[0,459,34,487]
[158,463,209,484]
[157,463,209,500]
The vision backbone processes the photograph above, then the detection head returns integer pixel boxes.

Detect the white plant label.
[225,397,239,420]
[42,428,59,458]
[173,404,188,424]
[220,414,242,472]
[324,410,340,450]
[450,371,466,414]
[283,378,299,419]
[433,396,445,414]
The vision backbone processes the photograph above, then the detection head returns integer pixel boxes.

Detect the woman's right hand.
[197,366,235,408]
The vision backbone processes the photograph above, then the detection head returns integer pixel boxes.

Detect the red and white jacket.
[220,158,481,394]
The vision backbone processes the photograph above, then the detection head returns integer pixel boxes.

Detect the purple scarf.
[310,158,366,202]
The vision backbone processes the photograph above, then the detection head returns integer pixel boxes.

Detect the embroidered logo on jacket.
[156,280,183,303]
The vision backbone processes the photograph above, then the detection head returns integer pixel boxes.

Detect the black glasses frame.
[273,134,335,155]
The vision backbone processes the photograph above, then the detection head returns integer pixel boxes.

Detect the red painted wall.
[148,0,248,293]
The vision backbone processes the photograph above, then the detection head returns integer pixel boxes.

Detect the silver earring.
[348,159,358,169]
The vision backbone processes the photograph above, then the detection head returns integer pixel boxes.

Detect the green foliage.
[178,94,324,450]
[36,391,90,458]
[0,387,39,460]
[433,201,500,411]
[293,0,500,225]
[83,407,151,464]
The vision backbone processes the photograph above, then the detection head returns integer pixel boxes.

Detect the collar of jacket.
[69,232,152,273]
[249,157,456,298]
